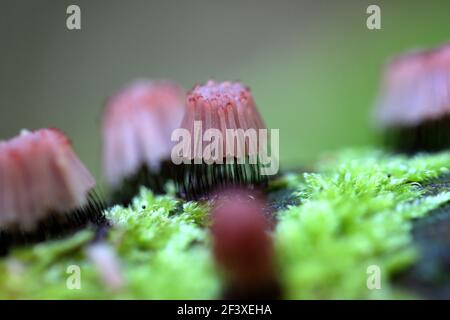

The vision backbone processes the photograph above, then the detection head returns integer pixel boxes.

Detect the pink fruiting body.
[377,43,450,127]
[0,128,95,230]
[102,80,185,189]
[176,81,268,199]
[210,189,278,298]
[182,80,265,160]
[86,243,124,291]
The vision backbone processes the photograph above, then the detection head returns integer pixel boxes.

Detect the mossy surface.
[1,149,450,299]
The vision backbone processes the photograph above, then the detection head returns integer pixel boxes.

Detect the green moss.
[276,149,450,299]
[1,149,450,299]
[0,188,220,299]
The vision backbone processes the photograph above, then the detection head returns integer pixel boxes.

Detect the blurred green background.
[1,0,450,182]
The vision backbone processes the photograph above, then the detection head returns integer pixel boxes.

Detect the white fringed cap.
[0,128,95,230]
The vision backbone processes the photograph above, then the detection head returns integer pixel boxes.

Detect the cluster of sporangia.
[1,41,450,298]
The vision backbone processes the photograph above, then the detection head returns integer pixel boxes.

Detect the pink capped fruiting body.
[377,43,450,127]
[211,189,275,289]
[181,80,266,160]
[102,80,185,187]
[0,129,95,230]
